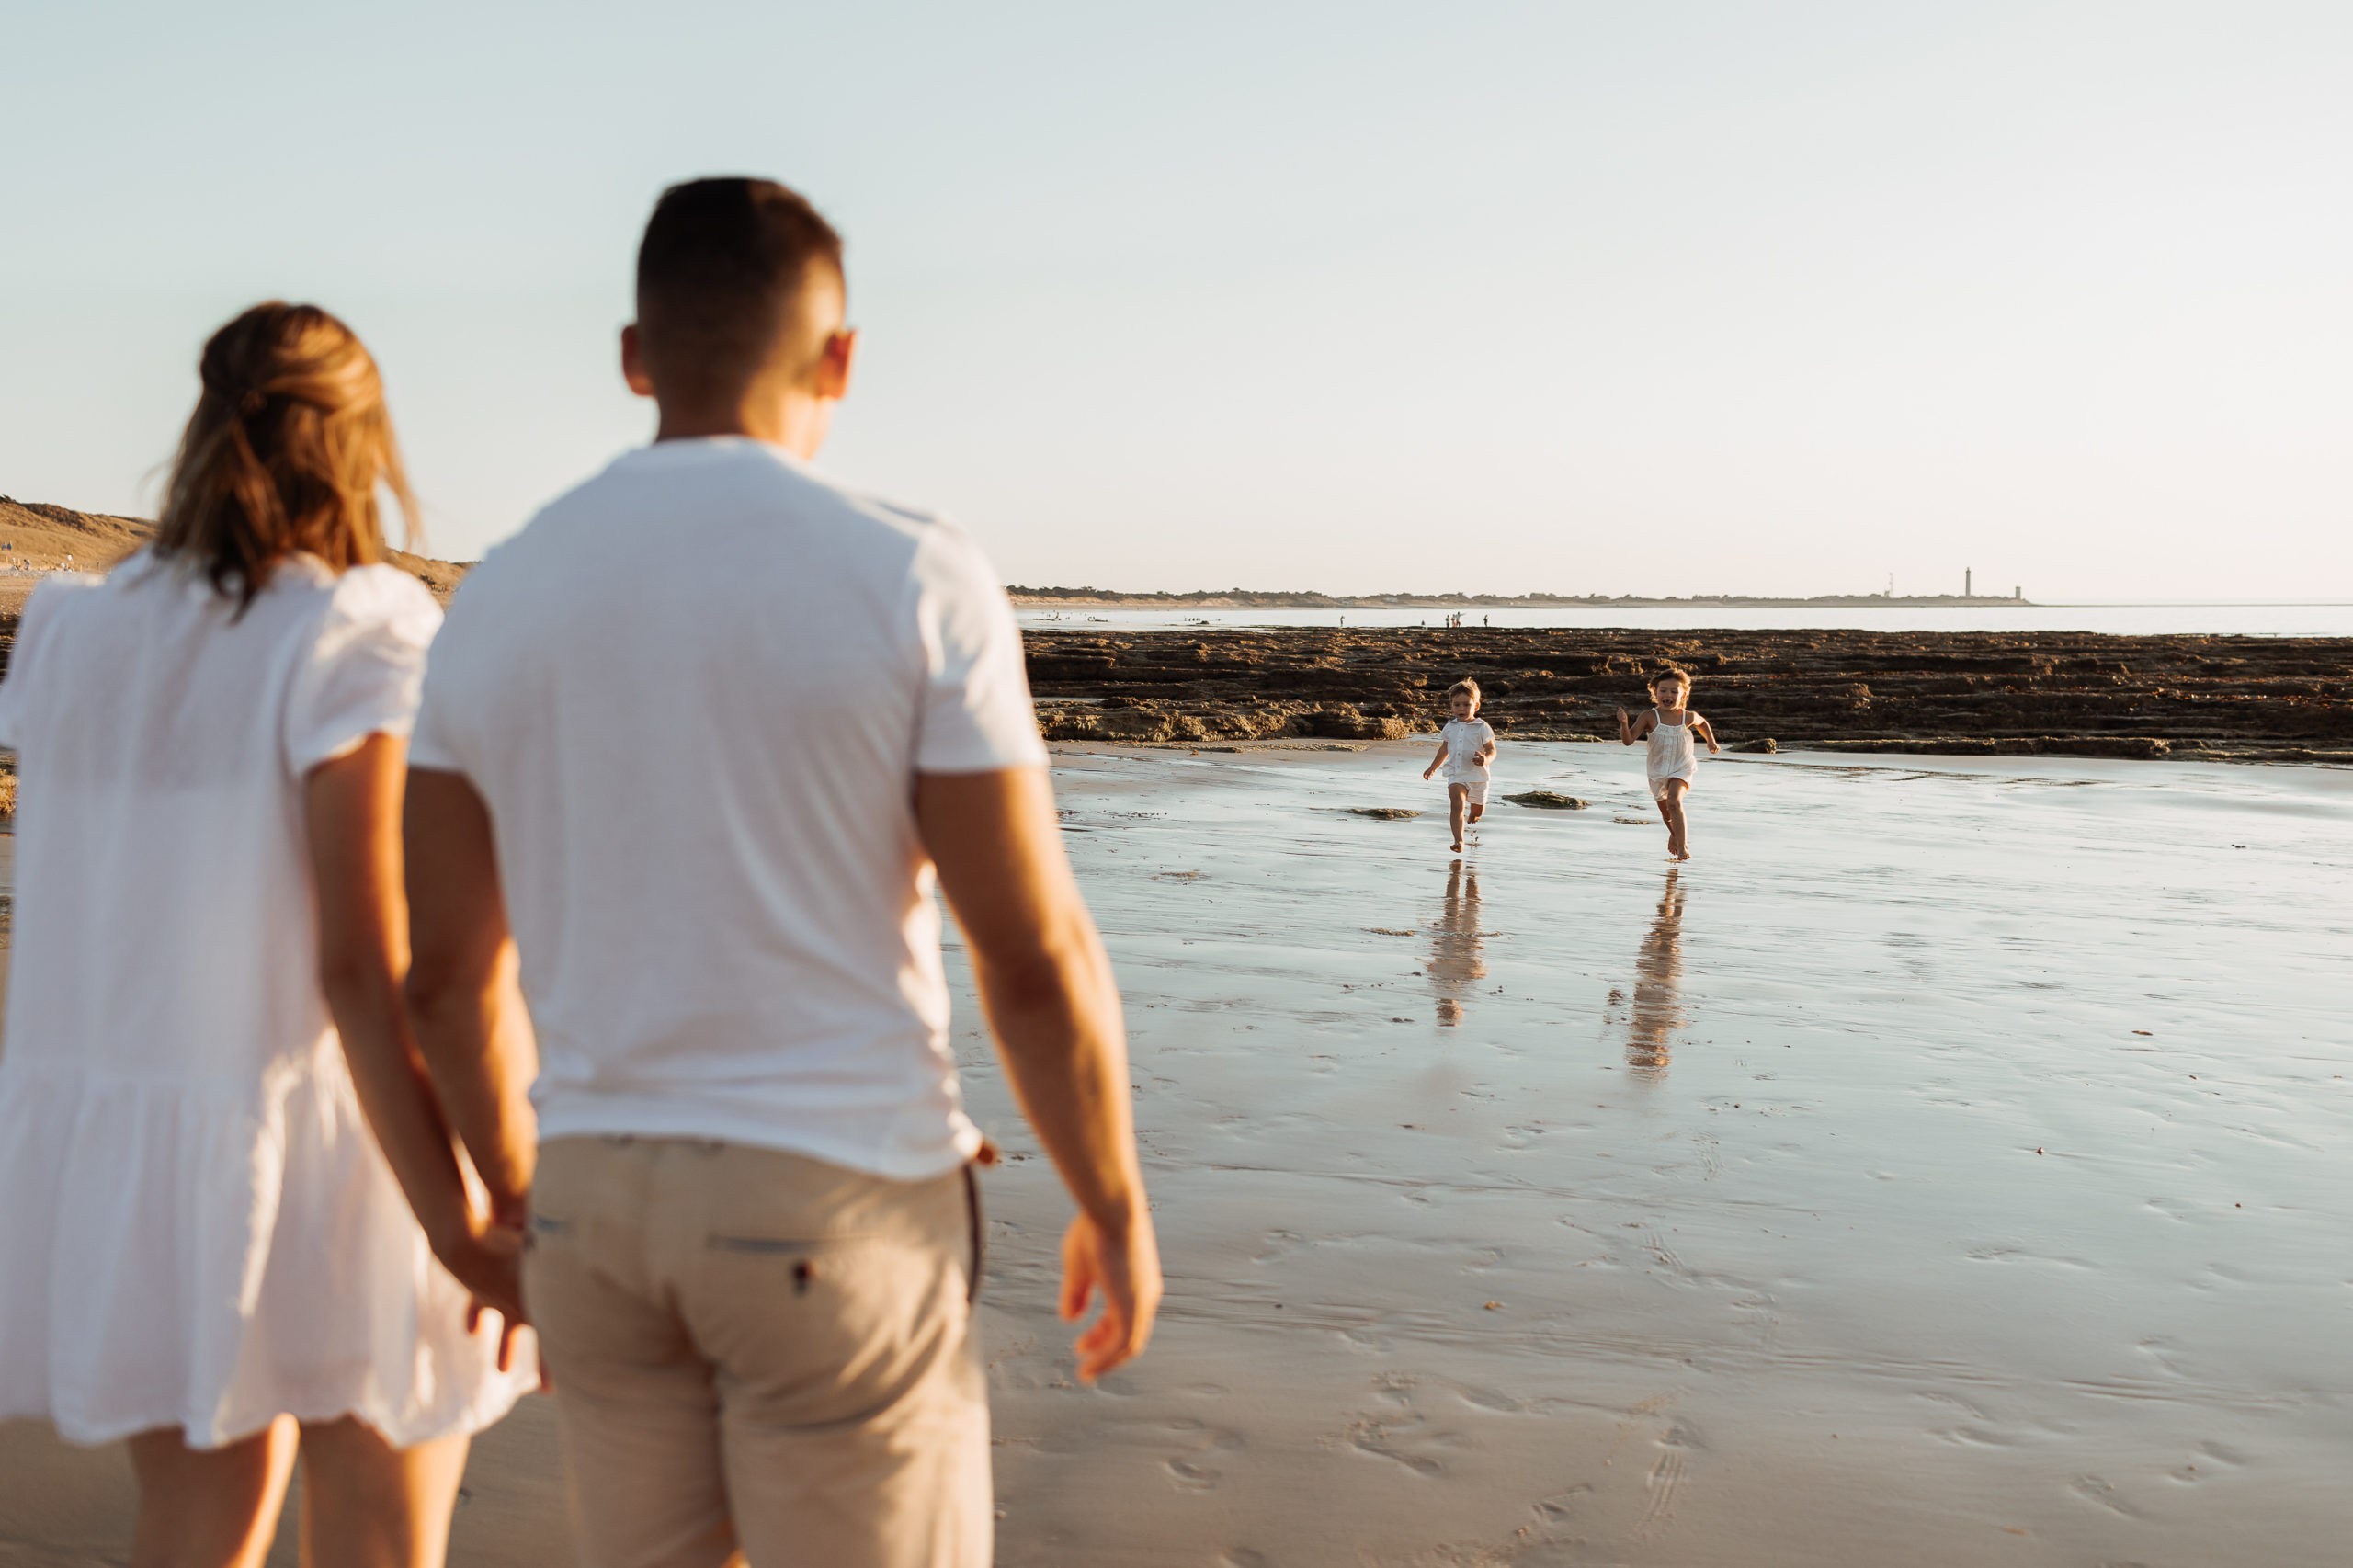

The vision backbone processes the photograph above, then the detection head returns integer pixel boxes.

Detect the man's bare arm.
[403,768,539,1225]
[916,767,1161,1382]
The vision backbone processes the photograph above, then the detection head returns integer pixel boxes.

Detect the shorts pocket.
[683,1232,967,1429]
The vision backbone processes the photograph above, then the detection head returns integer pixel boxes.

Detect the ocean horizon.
[1017,602,2353,638]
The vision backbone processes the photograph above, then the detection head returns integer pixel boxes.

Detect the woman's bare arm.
[306,735,527,1341]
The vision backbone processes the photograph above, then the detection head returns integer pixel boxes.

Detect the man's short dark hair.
[635,177,845,401]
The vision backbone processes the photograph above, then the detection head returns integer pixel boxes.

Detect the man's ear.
[812,328,858,401]
[620,323,656,399]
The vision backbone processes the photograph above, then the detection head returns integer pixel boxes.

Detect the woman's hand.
[431,1207,532,1372]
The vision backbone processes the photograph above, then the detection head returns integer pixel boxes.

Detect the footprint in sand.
[1252,1229,1303,1263]
[1165,1458,1222,1491]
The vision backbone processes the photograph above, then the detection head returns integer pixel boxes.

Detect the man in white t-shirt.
[401,177,1159,1568]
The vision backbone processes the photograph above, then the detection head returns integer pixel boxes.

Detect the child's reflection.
[1427,860,1486,1026]
[1626,869,1686,1079]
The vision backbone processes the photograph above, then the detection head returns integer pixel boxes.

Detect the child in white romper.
[1421,677,1497,853]
[1617,669,1720,861]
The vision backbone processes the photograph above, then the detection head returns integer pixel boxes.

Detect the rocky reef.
[1025,627,2353,761]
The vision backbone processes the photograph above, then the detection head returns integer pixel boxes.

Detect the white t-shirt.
[1440,717,1495,779]
[409,438,1049,1180]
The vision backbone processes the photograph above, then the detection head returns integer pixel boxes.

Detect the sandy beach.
[6,741,2351,1564]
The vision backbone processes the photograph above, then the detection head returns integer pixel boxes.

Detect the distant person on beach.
[1617,669,1721,861]
[1422,677,1497,852]
[400,177,1159,1568]
[0,303,534,1566]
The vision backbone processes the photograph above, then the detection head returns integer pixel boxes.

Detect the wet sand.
[968,741,2353,1565]
[7,743,2352,1563]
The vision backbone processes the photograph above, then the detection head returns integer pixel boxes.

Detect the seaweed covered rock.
[1504,790,1588,810]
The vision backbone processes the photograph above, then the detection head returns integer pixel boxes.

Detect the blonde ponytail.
[154,302,415,609]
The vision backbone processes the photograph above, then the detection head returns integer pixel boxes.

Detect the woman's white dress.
[0,552,536,1449]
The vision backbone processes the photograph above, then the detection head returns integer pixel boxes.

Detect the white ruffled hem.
[0,1041,534,1450]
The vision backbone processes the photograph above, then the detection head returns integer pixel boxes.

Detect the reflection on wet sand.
[1625,869,1686,1078]
[1427,860,1485,1026]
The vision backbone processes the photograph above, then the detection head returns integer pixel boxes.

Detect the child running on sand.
[1422,678,1497,853]
[1617,669,1721,861]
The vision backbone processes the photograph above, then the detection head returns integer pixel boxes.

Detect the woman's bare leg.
[295,1417,472,1568]
[1448,784,1468,851]
[128,1417,299,1568]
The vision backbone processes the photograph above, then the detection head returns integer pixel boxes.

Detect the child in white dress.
[1421,678,1497,853]
[0,303,534,1565]
[1617,669,1721,861]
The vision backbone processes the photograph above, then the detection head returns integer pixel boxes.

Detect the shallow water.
[963,743,2353,1566]
[1017,603,2353,636]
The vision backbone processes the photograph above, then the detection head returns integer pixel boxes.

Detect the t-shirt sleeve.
[910,524,1049,774]
[405,665,464,773]
[405,597,472,775]
[282,566,444,775]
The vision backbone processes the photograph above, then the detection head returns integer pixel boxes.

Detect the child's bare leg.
[1449,784,1467,850]
[1661,779,1691,858]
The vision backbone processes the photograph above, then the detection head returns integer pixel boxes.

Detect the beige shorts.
[524,1137,990,1568]
[1447,778,1490,806]
[1649,771,1695,801]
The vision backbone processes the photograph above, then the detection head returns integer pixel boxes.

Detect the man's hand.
[1059,1209,1163,1381]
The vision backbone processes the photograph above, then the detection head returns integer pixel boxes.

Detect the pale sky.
[5,2,2349,600]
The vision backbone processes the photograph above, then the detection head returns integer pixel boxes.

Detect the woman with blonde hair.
[0,302,536,1567]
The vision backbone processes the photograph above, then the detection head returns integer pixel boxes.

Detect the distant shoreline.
[1010,588,2037,608]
